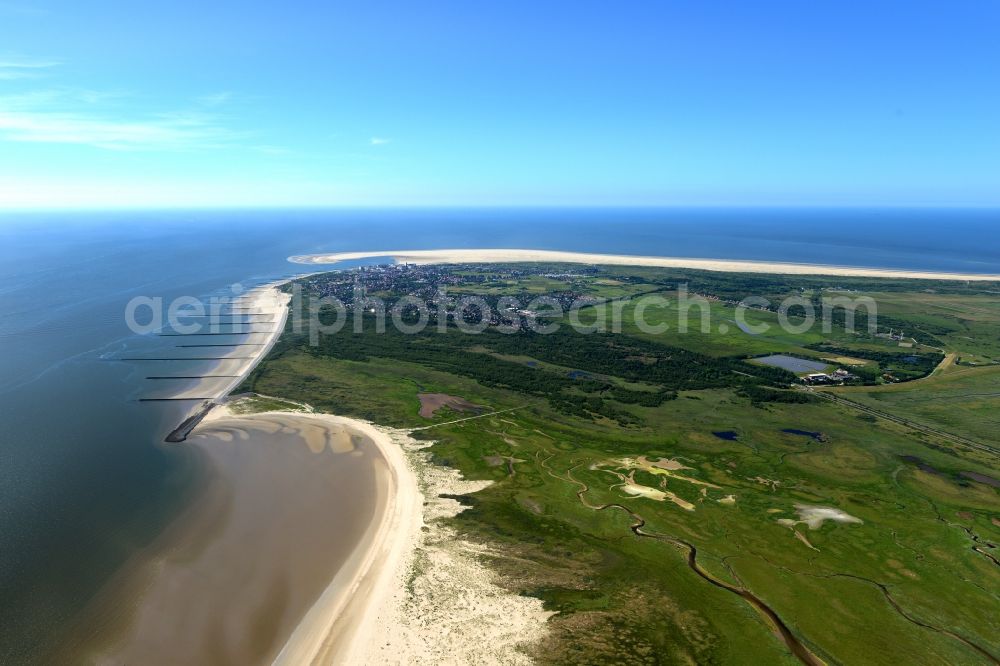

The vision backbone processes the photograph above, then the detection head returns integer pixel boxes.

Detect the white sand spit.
[288,248,1000,282]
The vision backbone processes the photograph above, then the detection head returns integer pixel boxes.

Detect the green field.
[830,364,1000,446]
[243,264,1000,665]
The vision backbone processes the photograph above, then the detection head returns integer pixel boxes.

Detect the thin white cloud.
[197,91,231,108]
[76,89,130,105]
[0,58,59,80]
[0,109,235,151]
[369,136,391,145]
[0,85,239,150]
[0,89,62,107]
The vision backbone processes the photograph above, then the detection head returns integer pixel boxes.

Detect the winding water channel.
[537,452,999,666]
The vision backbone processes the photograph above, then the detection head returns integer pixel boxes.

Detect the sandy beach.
[269,411,418,666]
[289,248,1000,281]
[215,282,292,398]
[149,281,292,405]
[47,269,555,664]
[53,402,551,664]
[299,418,554,666]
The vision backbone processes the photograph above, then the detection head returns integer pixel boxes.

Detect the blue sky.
[1,0,998,208]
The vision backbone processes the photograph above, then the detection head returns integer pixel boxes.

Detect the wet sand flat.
[58,412,388,665]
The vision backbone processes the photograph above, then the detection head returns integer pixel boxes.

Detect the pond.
[751,354,828,374]
[961,471,1000,488]
[781,428,826,442]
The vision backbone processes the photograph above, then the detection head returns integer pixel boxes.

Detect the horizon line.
[3,203,1000,215]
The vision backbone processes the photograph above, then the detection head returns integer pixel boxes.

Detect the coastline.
[61,266,551,663]
[66,403,552,664]
[295,416,554,665]
[163,280,291,442]
[58,408,391,664]
[195,278,552,662]
[213,281,292,400]
[288,248,1000,282]
[160,279,417,664]
[270,413,418,665]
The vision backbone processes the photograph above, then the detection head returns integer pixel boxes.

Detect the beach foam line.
[288,248,1000,281]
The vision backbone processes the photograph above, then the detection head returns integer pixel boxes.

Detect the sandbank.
[288,248,1000,282]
